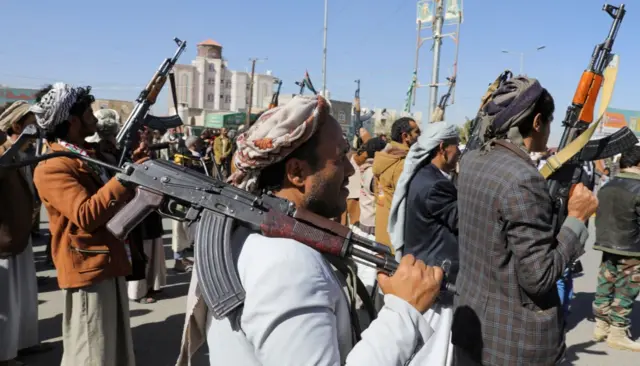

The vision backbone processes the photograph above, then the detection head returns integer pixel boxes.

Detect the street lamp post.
[322,0,328,96]
[245,57,267,128]
[501,45,546,75]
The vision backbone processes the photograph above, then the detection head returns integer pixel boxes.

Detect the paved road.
[20,216,640,365]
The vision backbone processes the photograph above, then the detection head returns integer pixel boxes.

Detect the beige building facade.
[168,39,277,127]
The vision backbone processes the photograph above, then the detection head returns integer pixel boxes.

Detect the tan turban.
[229,95,330,193]
[0,101,31,132]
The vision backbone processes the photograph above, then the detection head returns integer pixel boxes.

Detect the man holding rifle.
[30,83,146,366]
[178,95,445,365]
[452,77,598,365]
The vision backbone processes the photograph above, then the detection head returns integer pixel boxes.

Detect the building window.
[338,111,347,124]
[209,64,215,72]
[207,94,214,102]
[208,78,215,85]
[220,95,224,99]
[226,81,231,88]
[225,96,231,103]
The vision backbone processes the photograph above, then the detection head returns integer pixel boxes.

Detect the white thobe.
[127,237,167,300]
[393,247,454,366]
[0,239,39,361]
[204,233,435,366]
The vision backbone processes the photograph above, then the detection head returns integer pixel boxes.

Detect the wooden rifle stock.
[145,74,167,104]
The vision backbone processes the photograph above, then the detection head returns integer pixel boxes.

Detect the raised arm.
[500,173,589,296]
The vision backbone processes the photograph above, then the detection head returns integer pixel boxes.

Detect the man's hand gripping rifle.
[116,38,187,166]
[103,159,456,319]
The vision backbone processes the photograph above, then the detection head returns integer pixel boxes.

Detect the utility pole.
[245,57,267,128]
[322,0,329,96]
[428,0,444,120]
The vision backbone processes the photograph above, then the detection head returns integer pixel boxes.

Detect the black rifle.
[0,149,456,321]
[116,38,187,166]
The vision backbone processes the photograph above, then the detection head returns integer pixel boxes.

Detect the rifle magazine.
[195,210,246,320]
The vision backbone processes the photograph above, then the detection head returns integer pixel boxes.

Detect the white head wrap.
[29,82,81,132]
[185,135,201,149]
[229,95,330,193]
[388,121,459,253]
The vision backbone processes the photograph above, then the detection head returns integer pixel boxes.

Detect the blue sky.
[1,0,638,146]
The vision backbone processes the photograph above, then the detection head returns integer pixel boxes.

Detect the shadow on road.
[131,309,153,318]
[132,313,209,366]
[19,314,64,365]
[559,340,607,365]
[566,292,595,332]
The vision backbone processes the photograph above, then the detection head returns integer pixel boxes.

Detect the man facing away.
[452,77,598,365]
[388,121,461,366]
[177,95,445,366]
[372,117,421,248]
[592,145,640,351]
[31,83,144,366]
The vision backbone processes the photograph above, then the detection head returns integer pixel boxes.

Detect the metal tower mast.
[410,0,463,121]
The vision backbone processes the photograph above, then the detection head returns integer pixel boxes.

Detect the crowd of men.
[0,75,639,366]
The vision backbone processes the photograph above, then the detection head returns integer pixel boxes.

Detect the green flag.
[303,71,318,95]
[404,71,417,112]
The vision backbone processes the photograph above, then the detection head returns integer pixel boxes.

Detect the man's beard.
[303,179,345,219]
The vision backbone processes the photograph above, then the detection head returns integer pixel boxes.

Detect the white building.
[168,39,277,127]
[363,108,422,136]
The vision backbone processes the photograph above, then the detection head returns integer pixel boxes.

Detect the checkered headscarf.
[29,82,81,132]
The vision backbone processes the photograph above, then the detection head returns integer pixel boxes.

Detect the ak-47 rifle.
[544,4,637,228]
[431,76,457,122]
[268,80,283,109]
[116,38,187,166]
[294,79,306,95]
[0,144,456,320]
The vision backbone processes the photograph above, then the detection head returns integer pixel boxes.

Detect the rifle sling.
[540,112,605,180]
[324,254,378,343]
[169,72,179,114]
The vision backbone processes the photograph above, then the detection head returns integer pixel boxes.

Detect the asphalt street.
[19,215,640,365]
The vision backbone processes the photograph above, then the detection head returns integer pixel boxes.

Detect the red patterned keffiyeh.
[229,95,330,193]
